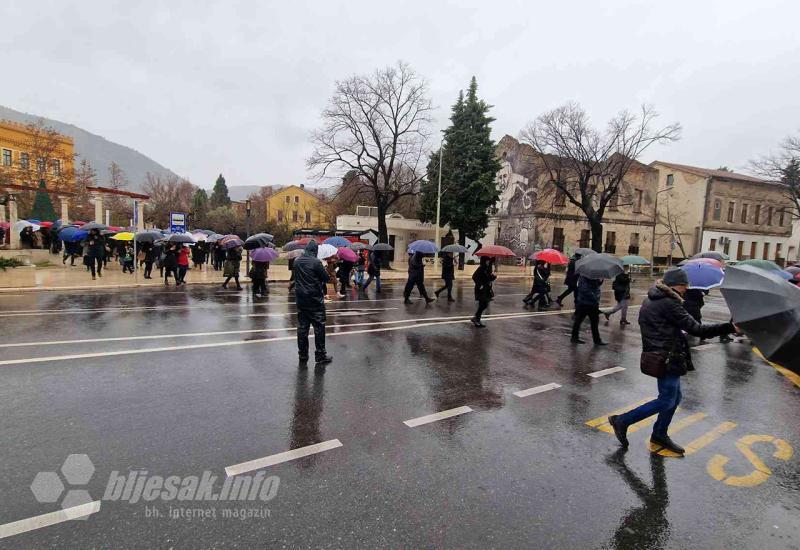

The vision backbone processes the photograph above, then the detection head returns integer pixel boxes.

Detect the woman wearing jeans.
[608,268,735,455]
[604,269,632,325]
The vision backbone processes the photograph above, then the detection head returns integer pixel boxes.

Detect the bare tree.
[750,132,800,219]
[520,103,681,252]
[142,173,196,229]
[656,198,689,260]
[71,158,98,222]
[307,61,433,243]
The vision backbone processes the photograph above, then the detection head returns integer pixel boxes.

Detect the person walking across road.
[250,260,269,297]
[555,253,581,308]
[222,245,243,290]
[143,244,155,279]
[608,268,736,455]
[434,252,456,302]
[523,260,551,311]
[85,228,105,280]
[354,250,367,287]
[363,250,382,293]
[571,275,607,346]
[176,244,190,285]
[163,243,179,286]
[404,251,434,304]
[337,258,354,298]
[471,256,496,327]
[604,269,632,325]
[293,240,333,368]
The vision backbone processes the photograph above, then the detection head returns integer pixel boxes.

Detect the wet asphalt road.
[0,276,798,549]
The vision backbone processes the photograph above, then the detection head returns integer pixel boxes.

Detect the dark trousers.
[144,261,153,278]
[164,267,177,284]
[557,285,576,303]
[177,266,188,283]
[436,278,453,299]
[572,304,602,343]
[252,277,267,295]
[297,307,326,359]
[475,300,490,321]
[404,275,429,299]
[363,274,381,291]
[223,275,240,288]
[89,257,102,277]
[525,291,548,310]
[617,375,682,438]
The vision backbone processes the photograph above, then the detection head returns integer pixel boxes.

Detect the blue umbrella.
[408,240,439,255]
[53,219,64,231]
[680,263,725,290]
[58,226,88,243]
[323,236,351,247]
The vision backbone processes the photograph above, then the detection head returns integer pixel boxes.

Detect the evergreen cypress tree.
[192,188,209,224]
[210,174,231,209]
[419,77,501,267]
[29,179,57,221]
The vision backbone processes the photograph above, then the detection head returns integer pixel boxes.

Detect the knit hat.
[663,267,689,287]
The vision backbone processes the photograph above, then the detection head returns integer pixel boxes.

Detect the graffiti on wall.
[493,161,539,255]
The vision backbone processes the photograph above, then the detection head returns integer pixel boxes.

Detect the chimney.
[300,184,305,190]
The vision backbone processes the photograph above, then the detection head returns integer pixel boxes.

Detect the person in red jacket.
[176,245,190,286]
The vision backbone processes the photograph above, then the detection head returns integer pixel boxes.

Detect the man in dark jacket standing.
[571,275,606,346]
[608,268,735,455]
[293,240,333,367]
[86,228,105,280]
[404,251,434,304]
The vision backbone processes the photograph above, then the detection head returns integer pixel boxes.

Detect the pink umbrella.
[337,247,358,262]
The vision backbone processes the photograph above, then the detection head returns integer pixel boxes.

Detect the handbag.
[640,335,681,378]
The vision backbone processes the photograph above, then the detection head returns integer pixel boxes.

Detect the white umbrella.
[13,220,40,233]
[317,243,338,260]
[191,231,208,241]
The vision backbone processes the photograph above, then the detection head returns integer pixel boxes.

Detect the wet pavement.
[0,277,798,548]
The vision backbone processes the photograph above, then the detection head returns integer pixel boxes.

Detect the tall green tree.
[192,188,209,226]
[29,179,57,221]
[210,173,231,209]
[419,77,501,267]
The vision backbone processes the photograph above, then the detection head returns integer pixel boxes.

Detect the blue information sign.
[170,212,186,233]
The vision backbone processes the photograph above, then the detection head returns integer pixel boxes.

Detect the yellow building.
[0,119,75,193]
[265,184,330,229]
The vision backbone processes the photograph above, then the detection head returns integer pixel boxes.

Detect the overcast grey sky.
[3,0,799,188]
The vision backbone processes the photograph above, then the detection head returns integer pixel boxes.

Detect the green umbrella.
[620,255,650,266]
[737,259,783,272]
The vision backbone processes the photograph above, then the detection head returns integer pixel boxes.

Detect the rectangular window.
[736,241,744,260]
[36,157,46,173]
[763,242,770,260]
[710,239,717,251]
[604,231,616,254]
[779,208,786,226]
[1,149,11,166]
[741,204,749,224]
[776,243,782,261]
[552,227,565,251]
[305,211,311,223]
[285,196,290,203]
[767,206,774,226]
[634,190,643,213]
[292,211,298,222]
[19,152,29,169]
[727,201,735,223]
[712,199,722,221]
[277,210,284,222]
[578,229,590,249]
[294,196,299,203]
[628,233,640,255]
[754,205,761,225]
[52,159,61,176]
[750,242,757,260]
[723,239,731,255]
[666,174,674,187]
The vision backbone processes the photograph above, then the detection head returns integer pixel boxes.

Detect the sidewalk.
[1,262,531,293]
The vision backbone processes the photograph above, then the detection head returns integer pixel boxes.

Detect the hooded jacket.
[639,281,734,361]
[408,251,425,278]
[293,241,329,308]
[576,276,602,307]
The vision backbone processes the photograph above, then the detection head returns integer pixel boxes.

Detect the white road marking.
[240,307,397,318]
[404,406,473,427]
[0,307,631,366]
[588,366,626,378]
[0,500,101,539]
[225,439,343,477]
[513,382,562,398]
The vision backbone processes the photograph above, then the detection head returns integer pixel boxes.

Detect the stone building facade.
[484,135,659,260]
[650,162,796,264]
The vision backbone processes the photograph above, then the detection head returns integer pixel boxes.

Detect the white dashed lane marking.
[403,406,473,427]
[513,382,562,398]
[225,440,343,477]
[587,366,626,378]
[0,501,101,539]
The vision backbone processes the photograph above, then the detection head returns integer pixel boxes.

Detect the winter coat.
[367,252,381,276]
[682,288,706,321]
[226,248,242,264]
[163,248,178,269]
[177,247,190,267]
[533,265,550,293]
[638,282,734,375]
[408,251,425,280]
[441,255,455,281]
[564,258,578,288]
[251,260,269,279]
[293,241,330,309]
[472,263,496,302]
[576,276,602,307]
[338,260,354,282]
[612,273,632,302]
[86,234,105,258]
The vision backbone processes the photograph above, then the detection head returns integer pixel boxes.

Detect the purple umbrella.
[250,247,279,262]
[219,235,244,249]
[680,263,725,290]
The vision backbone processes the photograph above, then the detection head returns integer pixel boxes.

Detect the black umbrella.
[282,241,304,252]
[244,234,273,250]
[691,251,730,261]
[575,253,623,279]
[81,222,108,231]
[166,233,196,244]
[371,243,394,251]
[440,244,469,254]
[135,230,164,243]
[573,247,598,257]
[721,265,800,372]
[349,242,370,251]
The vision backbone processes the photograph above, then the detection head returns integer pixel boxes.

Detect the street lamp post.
[434,137,444,274]
[650,187,672,276]
[245,199,251,276]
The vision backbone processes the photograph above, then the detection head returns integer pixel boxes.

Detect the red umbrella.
[72,221,86,226]
[530,248,568,264]
[39,221,54,228]
[475,245,516,258]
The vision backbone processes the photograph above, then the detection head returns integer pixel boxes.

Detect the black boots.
[651,435,685,454]
[608,415,629,448]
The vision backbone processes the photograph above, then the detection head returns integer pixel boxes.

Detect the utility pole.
[245,199,252,276]
[434,137,444,274]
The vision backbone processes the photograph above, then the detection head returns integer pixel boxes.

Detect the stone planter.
[0,265,36,288]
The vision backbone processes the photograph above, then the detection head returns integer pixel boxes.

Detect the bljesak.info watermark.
[28,454,279,525]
